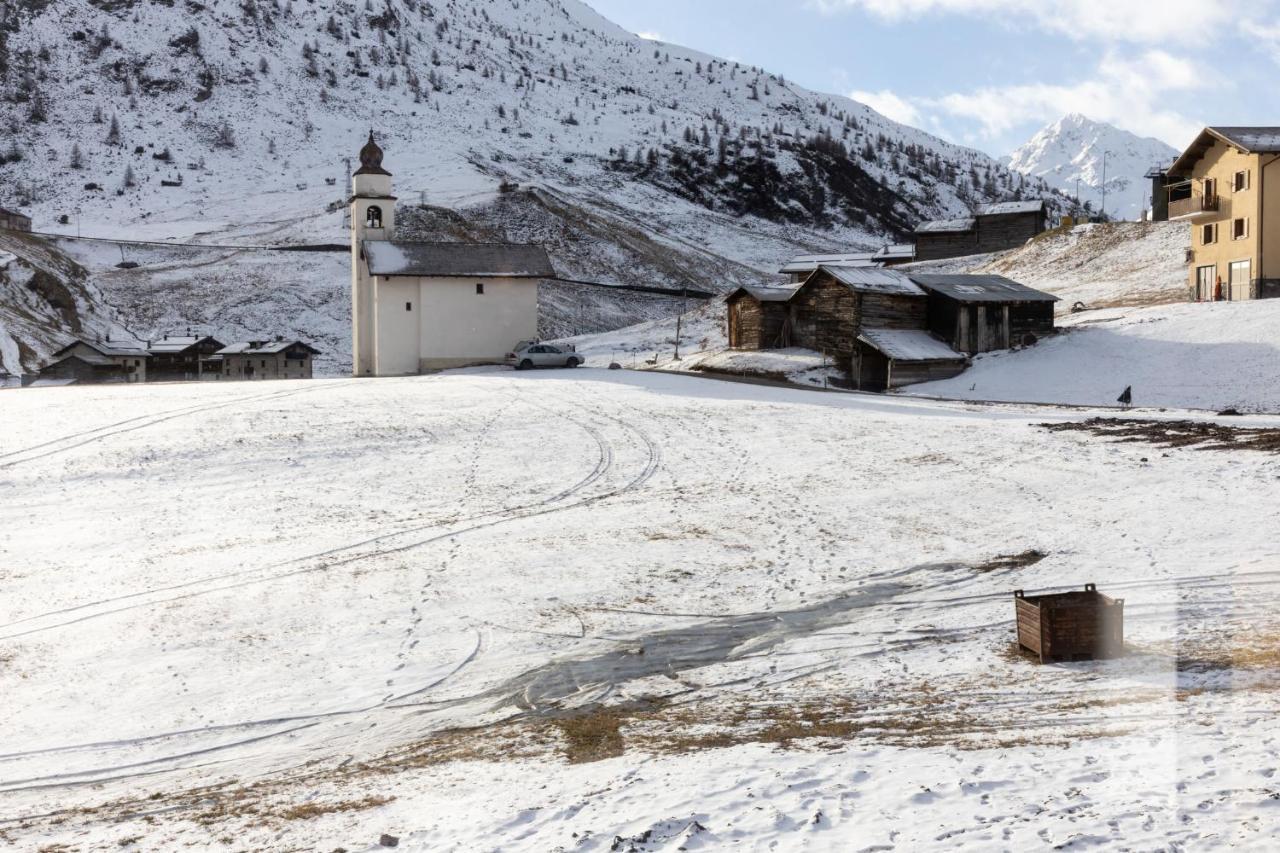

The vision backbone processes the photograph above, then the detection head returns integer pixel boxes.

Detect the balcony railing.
[1169,193,1219,220]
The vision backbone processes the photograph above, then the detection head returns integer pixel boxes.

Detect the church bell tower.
[351,131,396,377]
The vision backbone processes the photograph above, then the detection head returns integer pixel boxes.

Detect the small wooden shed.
[911,274,1059,355]
[854,328,967,391]
[726,286,796,350]
[1014,585,1125,663]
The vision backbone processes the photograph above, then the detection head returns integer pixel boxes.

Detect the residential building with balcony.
[1167,127,1280,301]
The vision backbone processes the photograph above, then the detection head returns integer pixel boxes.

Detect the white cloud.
[812,0,1248,45]
[850,88,922,126]
[853,50,1208,149]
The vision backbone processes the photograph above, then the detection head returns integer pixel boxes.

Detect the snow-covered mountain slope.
[1007,115,1179,222]
[0,0,1088,371]
[908,221,1190,310]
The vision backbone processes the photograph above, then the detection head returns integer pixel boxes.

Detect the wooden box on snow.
[1014,584,1124,663]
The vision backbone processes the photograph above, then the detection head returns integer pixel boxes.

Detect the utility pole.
[1100,150,1110,221]
[673,285,689,361]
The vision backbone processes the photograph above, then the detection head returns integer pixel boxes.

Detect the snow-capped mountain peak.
[1007,115,1178,221]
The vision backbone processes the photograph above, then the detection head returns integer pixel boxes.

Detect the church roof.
[363,241,556,279]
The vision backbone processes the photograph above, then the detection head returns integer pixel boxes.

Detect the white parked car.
[506,342,582,370]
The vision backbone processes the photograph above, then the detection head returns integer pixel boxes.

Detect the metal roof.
[908,274,1059,303]
[819,265,926,297]
[873,244,915,260]
[975,200,1047,216]
[364,241,555,278]
[858,329,966,362]
[217,340,322,356]
[727,285,798,303]
[779,252,877,274]
[916,217,975,235]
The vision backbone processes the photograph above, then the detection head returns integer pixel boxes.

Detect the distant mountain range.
[1007,114,1180,221]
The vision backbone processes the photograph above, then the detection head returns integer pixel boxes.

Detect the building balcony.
[1169,193,1219,220]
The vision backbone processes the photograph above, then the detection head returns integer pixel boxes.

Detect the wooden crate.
[1014,584,1124,663]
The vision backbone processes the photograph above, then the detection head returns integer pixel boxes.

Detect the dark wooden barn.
[726,287,796,349]
[0,207,32,233]
[854,328,967,391]
[789,266,928,360]
[970,201,1048,252]
[910,274,1059,355]
[914,218,977,262]
[914,201,1048,262]
[147,334,226,381]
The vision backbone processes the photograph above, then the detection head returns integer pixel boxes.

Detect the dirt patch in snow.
[1043,418,1280,454]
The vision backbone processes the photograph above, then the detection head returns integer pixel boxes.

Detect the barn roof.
[1169,126,1280,176]
[915,217,976,235]
[859,329,966,363]
[0,206,30,220]
[779,252,877,275]
[908,274,1059,303]
[975,200,1047,216]
[364,241,555,278]
[819,265,926,297]
[727,285,798,303]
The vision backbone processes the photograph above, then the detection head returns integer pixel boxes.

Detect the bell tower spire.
[351,130,397,378]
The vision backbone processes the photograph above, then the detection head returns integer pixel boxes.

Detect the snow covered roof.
[53,339,150,359]
[909,274,1059,304]
[858,329,966,363]
[217,340,321,356]
[915,218,975,235]
[873,244,915,261]
[779,252,877,274]
[819,265,926,297]
[1171,127,1280,176]
[727,286,798,303]
[975,200,1047,216]
[364,241,555,278]
[148,335,223,354]
[0,206,30,220]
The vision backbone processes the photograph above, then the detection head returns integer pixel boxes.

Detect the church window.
[476,283,485,295]
[366,206,383,229]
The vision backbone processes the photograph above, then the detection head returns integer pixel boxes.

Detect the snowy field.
[911,300,1280,412]
[3,370,1280,851]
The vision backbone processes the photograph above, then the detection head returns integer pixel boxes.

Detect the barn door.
[728,303,740,348]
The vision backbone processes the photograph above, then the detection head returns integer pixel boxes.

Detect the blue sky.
[586,0,1280,157]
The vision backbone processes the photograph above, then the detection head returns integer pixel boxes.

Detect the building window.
[1204,178,1218,203]
[1234,170,1251,192]
[1202,223,1218,245]
[476,283,485,295]
[406,301,413,311]
[366,206,383,229]
[1233,218,1249,240]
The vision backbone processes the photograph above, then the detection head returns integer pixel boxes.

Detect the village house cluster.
[730,264,1057,390]
[27,334,321,387]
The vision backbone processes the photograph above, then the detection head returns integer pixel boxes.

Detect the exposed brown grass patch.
[1044,418,1280,453]
[553,708,628,764]
[976,550,1047,573]
[276,796,394,821]
[1177,633,1280,673]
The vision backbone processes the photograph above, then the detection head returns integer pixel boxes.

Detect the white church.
[350,133,555,376]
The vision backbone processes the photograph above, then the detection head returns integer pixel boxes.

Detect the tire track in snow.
[0,390,620,640]
[0,384,665,792]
